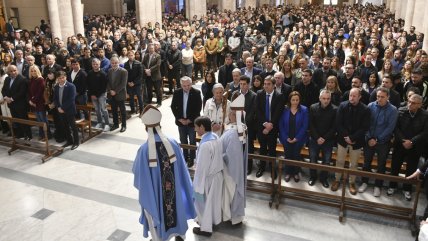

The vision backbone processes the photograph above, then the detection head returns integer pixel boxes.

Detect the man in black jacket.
[67,59,87,120]
[308,90,337,188]
[167,41,182,93]
[233,75,257,175]
[312,57,337,89]
[293,69,319,108]
[218,54,236,88]
[171,76,202,167]
[331,88,370,195]
[388,94,428,201]
[255,75,285,177]
[124,50,145,115]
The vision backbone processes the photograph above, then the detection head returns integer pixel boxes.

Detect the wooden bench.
[75,105,101,143]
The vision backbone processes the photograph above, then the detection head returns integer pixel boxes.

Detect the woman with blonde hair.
[324,76,342,106]
[28,65,51,140]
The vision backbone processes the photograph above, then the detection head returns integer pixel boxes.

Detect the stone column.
[112,0,118,16]
[399,0,407,20]
[404,0,416,30]
[136,0,162,28]
[389,0,395,13]
[423,1,428,52]
[58,0,75,39]
[187,0,207,19]
[47,0,62,40]
[411,0,424,32]
[245,0,256,8]
[220,0,236,11]
[71,0,85,35]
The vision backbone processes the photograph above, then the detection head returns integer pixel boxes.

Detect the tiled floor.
[0,84,422,241]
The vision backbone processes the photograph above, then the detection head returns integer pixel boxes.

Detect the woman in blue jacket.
[279,91,309,182]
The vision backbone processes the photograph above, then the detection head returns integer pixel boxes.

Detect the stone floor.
[0,83,423,241]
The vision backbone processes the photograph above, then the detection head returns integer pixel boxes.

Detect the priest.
[132,105,196,241]
[221,93,248,225]
[192,116,224,237]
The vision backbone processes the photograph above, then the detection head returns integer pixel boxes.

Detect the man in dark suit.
[54,71,79,150]
[12,49,30,78]
[1,65,31,139]
[142,43,162,106]
[67,59,87,120]
[218,54,236,88]
[43,54,62,78]
[312,57,337,89]
[124,50,145,115]
[233,75,257,175]
[171,76,202,167]
[107,57,128,133]
[167,41,182,93]
[327,40,345,65]
[273,72,292,98]
[240,57,262,86]
[255,75,285,177]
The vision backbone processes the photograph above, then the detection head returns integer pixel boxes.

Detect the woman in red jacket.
[28,65,51,140]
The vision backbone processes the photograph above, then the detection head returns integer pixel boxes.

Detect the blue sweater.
[366,101,398,144]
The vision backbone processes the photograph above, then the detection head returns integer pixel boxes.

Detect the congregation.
[1,2,428,240]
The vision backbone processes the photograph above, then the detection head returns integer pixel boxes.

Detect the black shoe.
[71,144,79,150]
[175,236,184,241]
[156,103,162,107]
[111,125,119,131]
[120,126,126,132]
[247,166,253,175]
[187,159,194,168]
[321,180,330,188]
[62,142,72,148]
[308,178,316,186]
[256,168,265,178]
[193,227,212,237]
[272,170,278,180]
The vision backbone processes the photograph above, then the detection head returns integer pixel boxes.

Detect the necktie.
[265,94,270,122]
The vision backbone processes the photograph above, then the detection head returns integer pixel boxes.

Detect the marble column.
[404,0,416,30]
[71,0,85,35]
[47,0,62,40]
[411,0,424,32]
[112,0,118,16]
[220,0,236,11]
[136,0,162,28]
[389,0,395,13]
[423,1,428,52]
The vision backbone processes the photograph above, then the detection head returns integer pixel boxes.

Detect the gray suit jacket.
[142,52,161,81]
[107,67,128,101]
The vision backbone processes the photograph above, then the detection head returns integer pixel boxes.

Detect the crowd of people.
[1,2,428,240]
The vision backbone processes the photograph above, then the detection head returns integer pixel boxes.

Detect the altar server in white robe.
[192,116,224,237]
[221,93,248,225]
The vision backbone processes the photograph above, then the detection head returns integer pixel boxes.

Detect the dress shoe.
[284,174,291,182]
[192,227,212,237]
[321,180,330,188]
[120,126,126,132]
[255,168,265,178]
[62,142,72,148]
[331,181,340,191]
[111,125,119,131]
[293,174,300,182]
[247,166,253,175]
[71,144,79,150]
[308,178,316,186]
[349,183,357,195]
[175,236,184,241]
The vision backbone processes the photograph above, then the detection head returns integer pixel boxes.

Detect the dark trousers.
[127,85,144,113]
[146,77,162,105]
[247,127,256,170]
[194,63,204,79]
[168,69,181,91]
[206,53,217,71]
[257,130,277,170]
[362,142,390,187]
[284,142,304,175]
[59,112,79,145]
[50,108,65,142]
[389,144,420,192]
[309,138,333,181]
[110,98,126,127]
[75,93,88,119]
[178,125,196,160]
[10,108,32,139]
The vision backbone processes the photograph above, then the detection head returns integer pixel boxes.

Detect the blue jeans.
[362,142,390,187]
[309,138,333,181]
[91,93,109,125]
[182,63,193,78]
[178,125,196,160]
[35,111,50,138]
[75,93,87,119]
[127,85,144,113]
